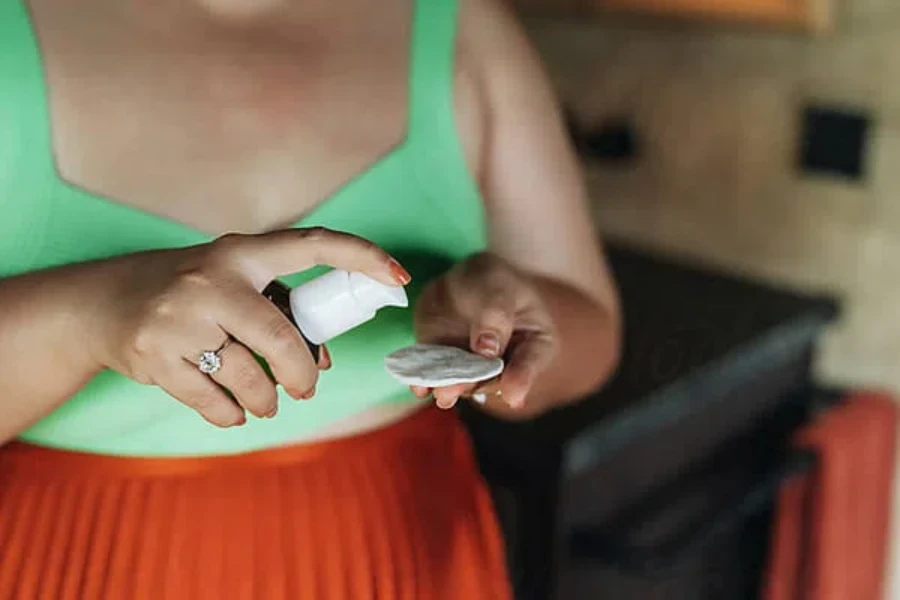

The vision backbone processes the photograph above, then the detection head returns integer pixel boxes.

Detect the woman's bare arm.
[0,265,108,443]
[463,0,621,413]
[0,231,409,444]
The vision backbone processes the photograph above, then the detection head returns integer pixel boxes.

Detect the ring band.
[197,338,232,375]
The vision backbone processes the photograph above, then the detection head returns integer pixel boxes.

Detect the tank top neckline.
[21,0,424,240]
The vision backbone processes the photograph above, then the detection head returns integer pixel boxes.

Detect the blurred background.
[474,1,900,598]
[521,0,889,390]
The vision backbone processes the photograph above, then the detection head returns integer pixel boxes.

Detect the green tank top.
[0,0,487,456]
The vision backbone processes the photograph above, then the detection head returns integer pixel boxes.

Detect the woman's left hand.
[413,252,558,414]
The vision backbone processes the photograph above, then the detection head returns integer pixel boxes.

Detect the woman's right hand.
[88,228,410,428]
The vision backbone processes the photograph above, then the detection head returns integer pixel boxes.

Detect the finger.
[206,341,279,418]
[318,345,332,370]
[161,366,246,427]
[220,228,411,289]
[468,298,517,359]
[410,385,431,398]
[216,288,319,399]
[501,333,557,409]
[467,377,503,405]
[432,382,474,410]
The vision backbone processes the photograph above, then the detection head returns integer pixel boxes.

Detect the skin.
[415,0,620,417]
[0,0,619,445]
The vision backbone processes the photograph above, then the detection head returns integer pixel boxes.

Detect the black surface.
[461,243,838,454]
[799,105,872,180]
[554,389,823,600]
[459,242,838,600]
[567,446,816,573]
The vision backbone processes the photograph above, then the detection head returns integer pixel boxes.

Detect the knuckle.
[299,226,331,242]
[185,389,219,411]
[266,317,304,354]
[481,305,511,324]
[299,228,335,264]
[232,362,266,394]
[144,293,182,325]
[362,239,387,262]
[353,235,378,253]
[131,325,158,356]
[166,270,221,315]
[465,253,516,286]
[175,268,216,292]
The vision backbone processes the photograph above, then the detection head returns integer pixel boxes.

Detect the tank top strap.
[0,1,56,181]
[407,0,459,136]
[405,0,487,251]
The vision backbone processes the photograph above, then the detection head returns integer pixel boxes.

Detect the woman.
[0,0,620,597]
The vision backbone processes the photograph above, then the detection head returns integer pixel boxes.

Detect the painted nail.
[476,333,500,357]
[389,259,412,285]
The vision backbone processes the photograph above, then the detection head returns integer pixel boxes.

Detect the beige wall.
[522,2,900,595]
[526,2,899,392]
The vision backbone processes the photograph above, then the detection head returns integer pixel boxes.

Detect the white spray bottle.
[263,270,409,359]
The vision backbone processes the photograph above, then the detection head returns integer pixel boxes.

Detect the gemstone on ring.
[198,350,222,375]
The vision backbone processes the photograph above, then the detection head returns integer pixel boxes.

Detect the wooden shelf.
[510,0,833,32]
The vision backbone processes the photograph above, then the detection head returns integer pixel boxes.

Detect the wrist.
[56,259,126,373]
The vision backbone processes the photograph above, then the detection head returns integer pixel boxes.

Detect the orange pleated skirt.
[0,408,512,600]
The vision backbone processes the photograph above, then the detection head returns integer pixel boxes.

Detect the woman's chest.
[28,0,486,235]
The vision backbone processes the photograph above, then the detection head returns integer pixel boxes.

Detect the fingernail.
[265,406,278,419]
[234,414,247,427]
[472,392,487,405]
[477,333,500,357]
[301,386,316,400]
[389,259,412,285]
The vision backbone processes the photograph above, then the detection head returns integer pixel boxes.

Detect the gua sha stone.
[384,344,504,387]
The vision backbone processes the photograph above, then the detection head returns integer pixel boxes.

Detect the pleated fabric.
[0,408,512,600]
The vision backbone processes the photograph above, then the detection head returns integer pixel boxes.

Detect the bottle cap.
[288,269,408,345]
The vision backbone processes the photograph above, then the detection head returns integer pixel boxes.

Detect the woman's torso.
[0,0,489,456]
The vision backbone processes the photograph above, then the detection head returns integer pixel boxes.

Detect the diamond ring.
[197,339,232,375]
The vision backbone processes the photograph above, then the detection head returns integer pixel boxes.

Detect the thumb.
[220,228,411,290]
[469,300,516,359]
[500,332,557,409]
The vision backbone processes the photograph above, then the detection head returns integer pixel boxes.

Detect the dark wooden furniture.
[462,243,838,599]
